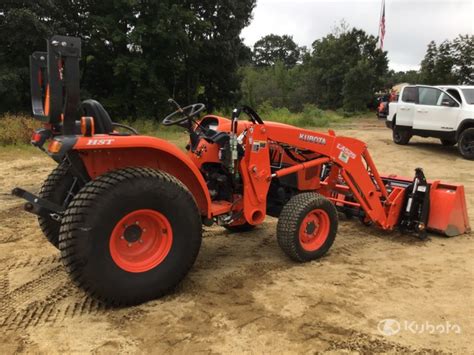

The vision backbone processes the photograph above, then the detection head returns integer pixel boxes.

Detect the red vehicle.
[376,93,390,119]
[13,36,471,306]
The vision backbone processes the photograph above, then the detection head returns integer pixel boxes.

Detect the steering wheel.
[162,101,206,126]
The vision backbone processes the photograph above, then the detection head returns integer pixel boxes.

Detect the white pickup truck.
[386,85,474,160]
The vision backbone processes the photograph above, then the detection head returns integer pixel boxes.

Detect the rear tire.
[458,128,474,160]
[392,126,411,145]
[38,162,80,248]
[440,139,456,146]
[277,193,338,262]
[59,167,202,306]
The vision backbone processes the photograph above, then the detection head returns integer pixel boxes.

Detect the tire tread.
[58,167,201,306]
[38,162,72,247]
[277,193,338,262]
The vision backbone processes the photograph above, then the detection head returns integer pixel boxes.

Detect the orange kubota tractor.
[13,36,471,306]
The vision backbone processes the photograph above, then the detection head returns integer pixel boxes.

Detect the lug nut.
[139,239,143,244]
[128,243,132,247]
[120,236,124,240]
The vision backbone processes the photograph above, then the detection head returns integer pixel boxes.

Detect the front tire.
[392,126,411,145]
[458,128,474,160]
[59,167,202,306]
[277,193,338,262]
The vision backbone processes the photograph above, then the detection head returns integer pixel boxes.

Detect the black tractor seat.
[79,99,138,135]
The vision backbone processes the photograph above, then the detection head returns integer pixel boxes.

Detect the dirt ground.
[0,120,472,354]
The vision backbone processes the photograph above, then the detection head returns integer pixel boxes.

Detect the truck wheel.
[440,139,456,146]
[38,162,80,248]
[392,126,411,145]
[277,193,338,262]
[458,128,474,160]
[58,167,202,306]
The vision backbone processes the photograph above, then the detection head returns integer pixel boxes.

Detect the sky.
[241,0,474,72]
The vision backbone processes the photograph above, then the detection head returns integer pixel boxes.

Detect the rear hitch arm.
[11,187,65,221]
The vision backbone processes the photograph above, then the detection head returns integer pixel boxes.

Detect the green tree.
[306,27,388,110]
[0,2,54,113]
[384,70,422,88]
[240,61,311,111]
[452,34,474,84]
[420,40,438,84]
[433,40,456,84]
[342,60,376,112]
[252,34,302,67]
[0,0,256,117]
[420,35,472,85]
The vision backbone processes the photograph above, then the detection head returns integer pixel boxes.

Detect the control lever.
[228,108,242,175]
[231,107,241,134]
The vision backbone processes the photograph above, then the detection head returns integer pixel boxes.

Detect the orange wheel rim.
[109,209,173,273]
[299,209,330,252]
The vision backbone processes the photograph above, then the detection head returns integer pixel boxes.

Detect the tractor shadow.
[338,214,442,247]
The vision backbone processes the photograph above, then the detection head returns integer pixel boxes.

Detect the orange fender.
[73,135,212,217]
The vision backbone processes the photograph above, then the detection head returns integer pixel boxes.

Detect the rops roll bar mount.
[30,35,81,135]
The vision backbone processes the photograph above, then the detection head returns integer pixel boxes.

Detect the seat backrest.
[80,99,113,134]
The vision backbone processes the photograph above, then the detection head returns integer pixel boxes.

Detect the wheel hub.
[123,224,142,243]
[299,209,330,252]
[109,209,173,273]
[305,221,317,235]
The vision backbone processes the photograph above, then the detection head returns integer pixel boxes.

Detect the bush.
[119,118,184,136]
[257,103,336,127]
[299,104,328,127]
[0,114,42,146]
[257,101,274,116]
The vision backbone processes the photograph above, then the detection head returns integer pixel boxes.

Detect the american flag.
[379,0,386,49]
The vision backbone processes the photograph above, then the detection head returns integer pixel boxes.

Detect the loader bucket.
[427,181,471,237]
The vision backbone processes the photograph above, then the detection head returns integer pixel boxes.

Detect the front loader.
[12,36,471,306]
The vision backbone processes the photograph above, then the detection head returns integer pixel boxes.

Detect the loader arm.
[263,123,395,229]
[254,122,469,236]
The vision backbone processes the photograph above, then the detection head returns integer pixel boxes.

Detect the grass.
[256,103,352,128]
[0,113,43,146]
[119,118,188,148]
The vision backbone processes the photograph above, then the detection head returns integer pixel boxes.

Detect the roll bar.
[30,35,81,134]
